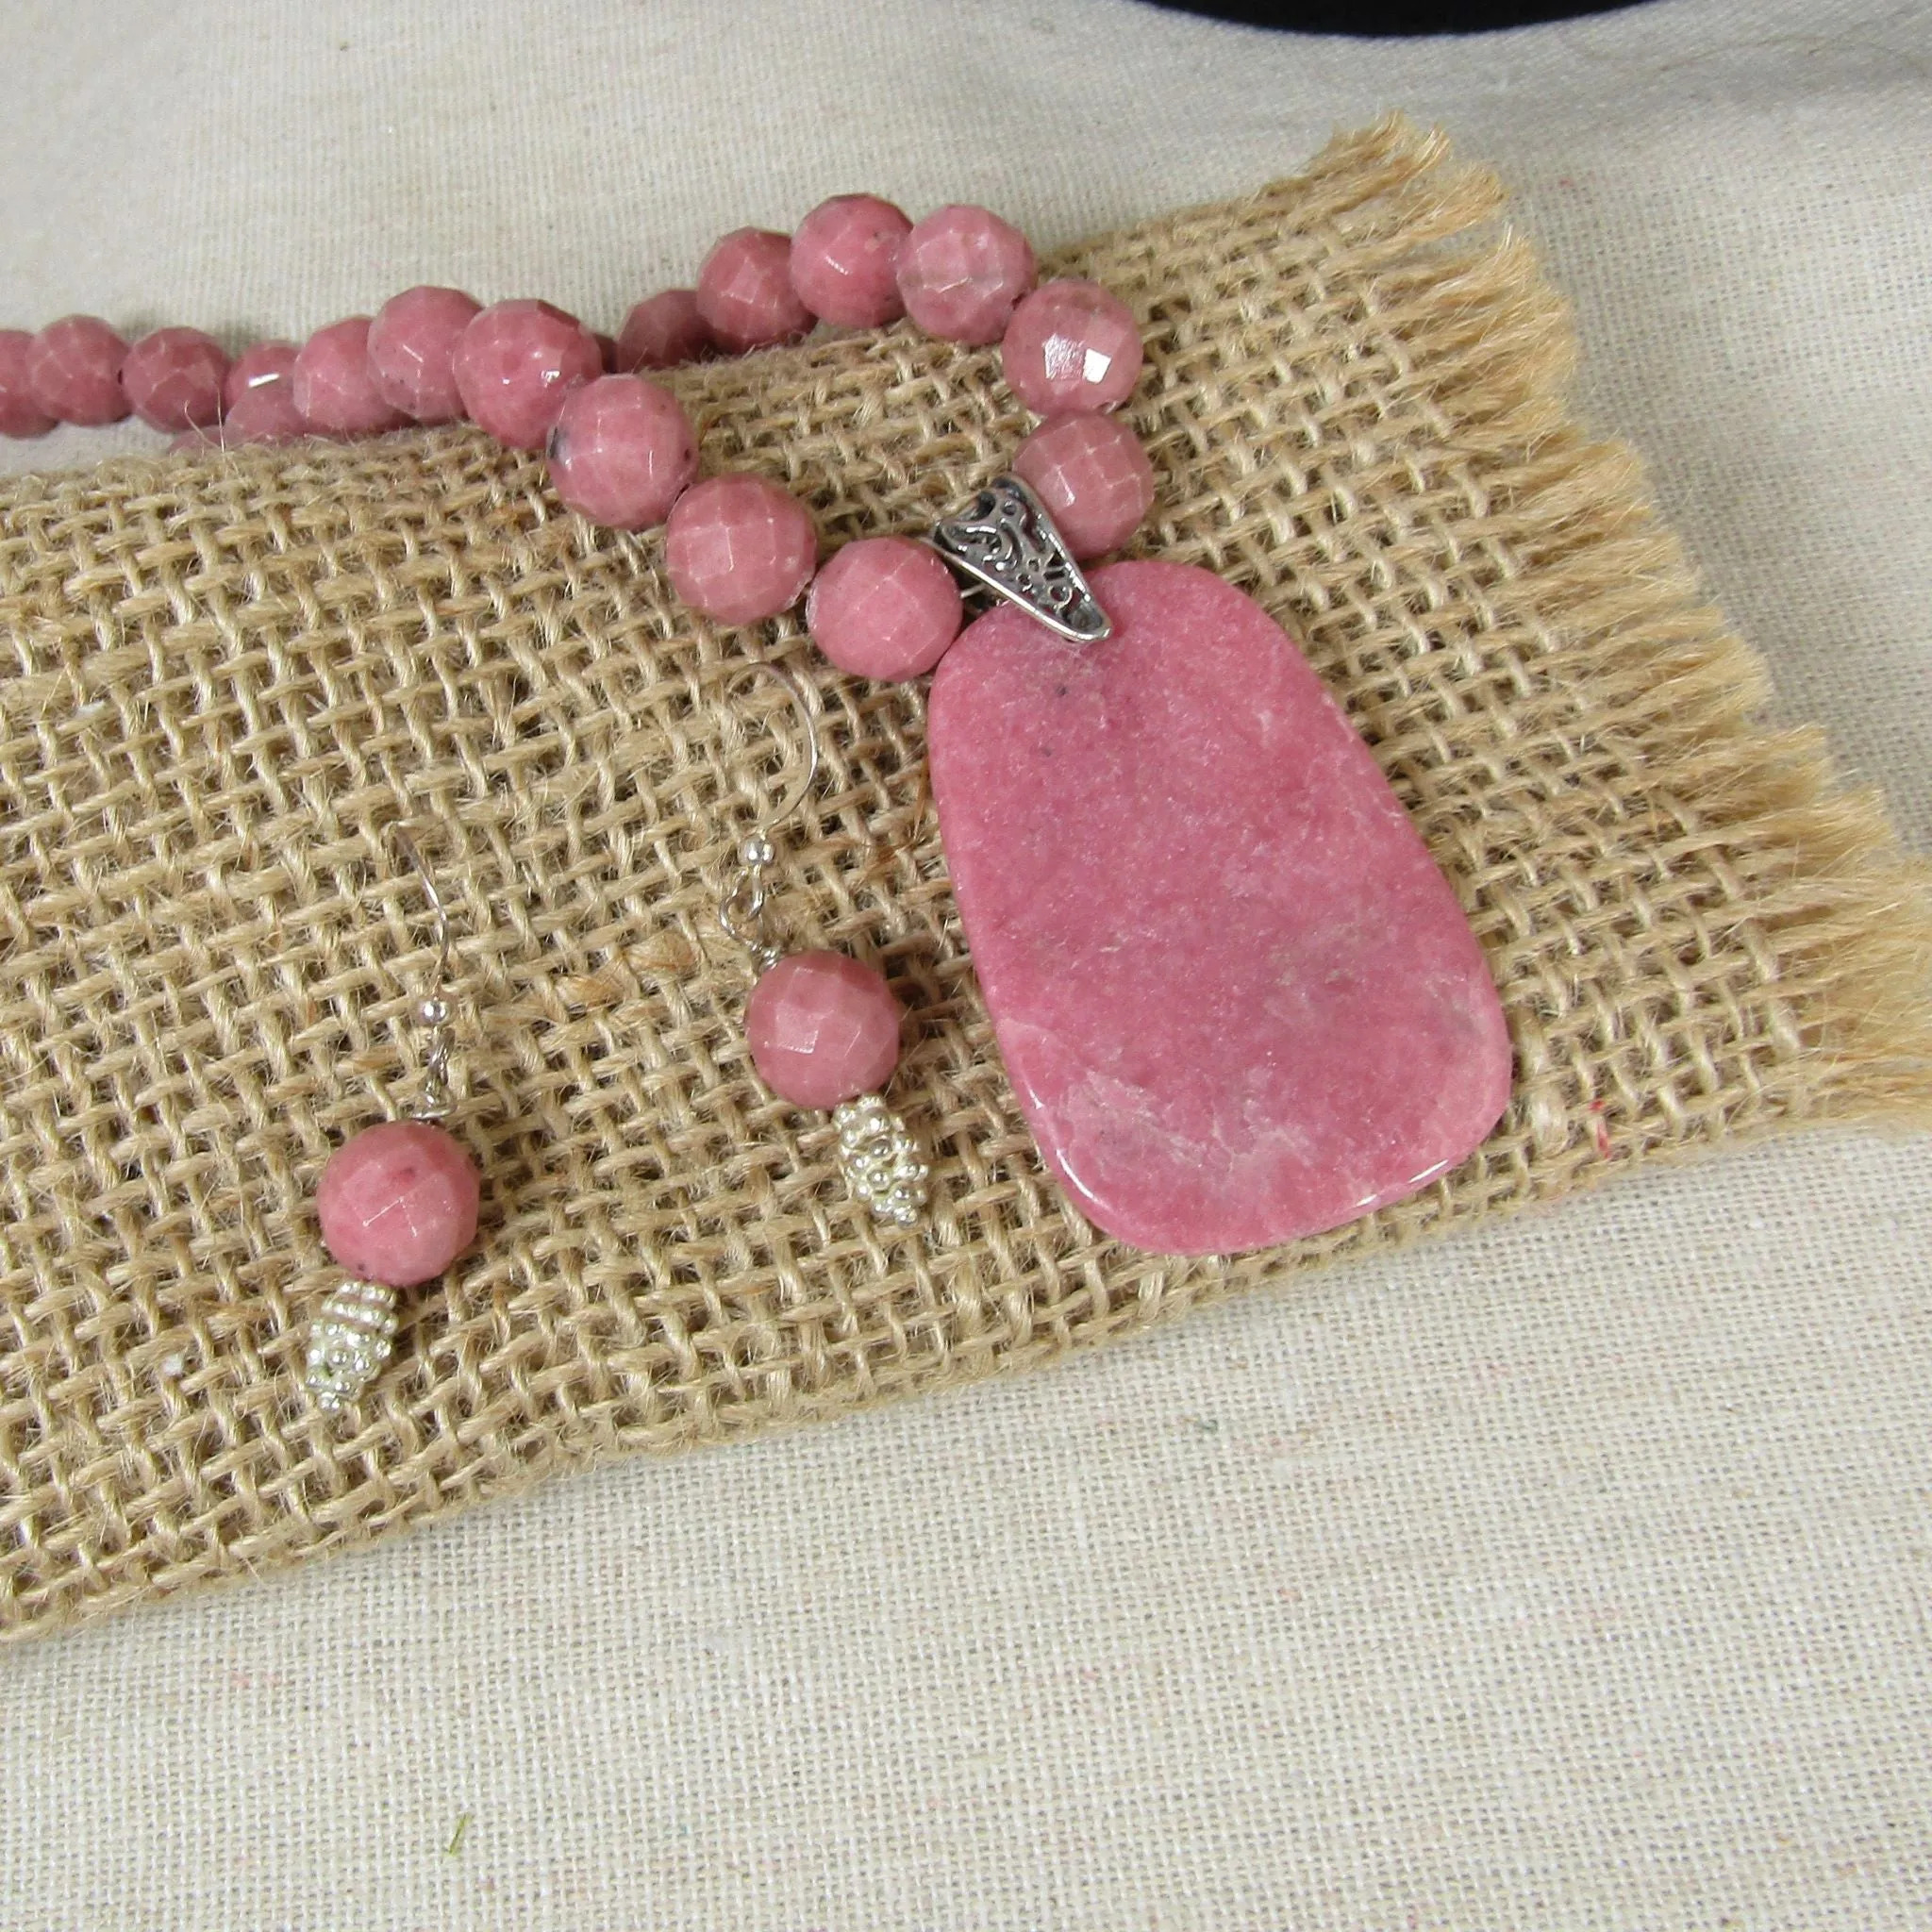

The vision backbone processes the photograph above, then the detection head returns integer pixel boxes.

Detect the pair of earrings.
[302,670,927,1416]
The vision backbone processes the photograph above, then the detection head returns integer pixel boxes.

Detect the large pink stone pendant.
[927,559,1511,1255]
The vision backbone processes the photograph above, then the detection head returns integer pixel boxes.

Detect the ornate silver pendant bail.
[929,473,1111,642]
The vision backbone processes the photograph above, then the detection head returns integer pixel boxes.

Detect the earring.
[304,822,482,1412]
[720,661,930,1229]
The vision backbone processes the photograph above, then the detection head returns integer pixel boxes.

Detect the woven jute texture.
[3,120,1928,1642]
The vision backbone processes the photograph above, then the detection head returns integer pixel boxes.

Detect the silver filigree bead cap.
[305,1279,399,1412]
[833,1094,931,1228]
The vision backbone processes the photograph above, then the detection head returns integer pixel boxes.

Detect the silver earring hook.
[385,818,458,1120]
[388,820,453,992]
[741,656,822,837]
[718,657,822,972]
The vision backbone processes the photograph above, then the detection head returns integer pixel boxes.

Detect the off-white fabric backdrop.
[3,1,1929,1925]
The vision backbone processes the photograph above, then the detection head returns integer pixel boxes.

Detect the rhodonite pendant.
[927,558,1511,1255]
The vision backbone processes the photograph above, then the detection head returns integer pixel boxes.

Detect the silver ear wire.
[386,819,458,1121]
[718,658,822,972]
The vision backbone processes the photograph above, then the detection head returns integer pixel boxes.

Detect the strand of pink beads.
[0,192,1155,1128]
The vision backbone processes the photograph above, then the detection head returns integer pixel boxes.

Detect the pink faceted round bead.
[790,194,912,328]
[807,536,961,681]
[293,317,408,436]
[664,474,818,625]
[222,387,308,443]
[895,205,1035,345]
[221,341,307,442]
[315,1118,481,1289]
[224,340,298,410]
[1001,279,1143,417]
[26,315,132,425]
[746,950,903,1109]
[0,331,56,438]
[454,298,603,449]
[695,228,812,354]
[120,326,228,432]
[614,289,714,372]
[547,375,698,530]
[368,285,482,423]
[1011,413,1156,561]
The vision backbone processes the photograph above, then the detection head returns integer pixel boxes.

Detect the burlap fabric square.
[3,119,1928,1643]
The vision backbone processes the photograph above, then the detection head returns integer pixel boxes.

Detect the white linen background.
[2,0,1929,1924]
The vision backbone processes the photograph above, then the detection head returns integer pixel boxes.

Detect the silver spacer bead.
[305,1278,399,1412]
[831,1094,931,1228]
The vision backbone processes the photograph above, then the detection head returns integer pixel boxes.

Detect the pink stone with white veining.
[120,326,228,431]
[453,298,603,448]
[895,206,1035,344]
[928,559,1511,1255]
[664,473,818,625]
[807,536,961,681]
[790,194,912,328]
[746,950,903,1109]
[547,374,698,529]
[219,342,307,442]
[316,1118,481,1288]
[26,315,131,425]
[695,228,812,354]
[614,290,714,371]
[1000,278,1143,416]
[293,317,408,435]
[1010,412,1156,560]
[368,285,482,423]
[0,331,55,438]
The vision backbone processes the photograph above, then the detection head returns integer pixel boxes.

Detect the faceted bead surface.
[453,298,603,449]
[695,228,812,353]
[547,375,698,529]
[0,331,56,438]
[807,536,961,680]
[315,1118,482,1288]
[614,289,714,371]
[664,474,818,625]
[368,285,481,423]
[26,315,132,425]
[119,326,228,432]
[220,341,307,442]
[896,205,1035,345]
[789,194,912,328]
[1000,279,1143,416]
[222,386,308,443]
[1010,413,1156,560]
[293,317,408,436]
[929,559,1512,1255]
[746,950,903,1109]
[224,340,298,409]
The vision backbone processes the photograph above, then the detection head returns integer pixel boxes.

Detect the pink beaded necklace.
[3,192,1513,1401]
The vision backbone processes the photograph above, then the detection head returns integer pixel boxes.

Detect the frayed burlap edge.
[2,116,1928,1642]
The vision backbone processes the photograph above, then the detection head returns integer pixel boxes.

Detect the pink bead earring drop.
[305,825,482,1412]
[721,664,930,1229]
